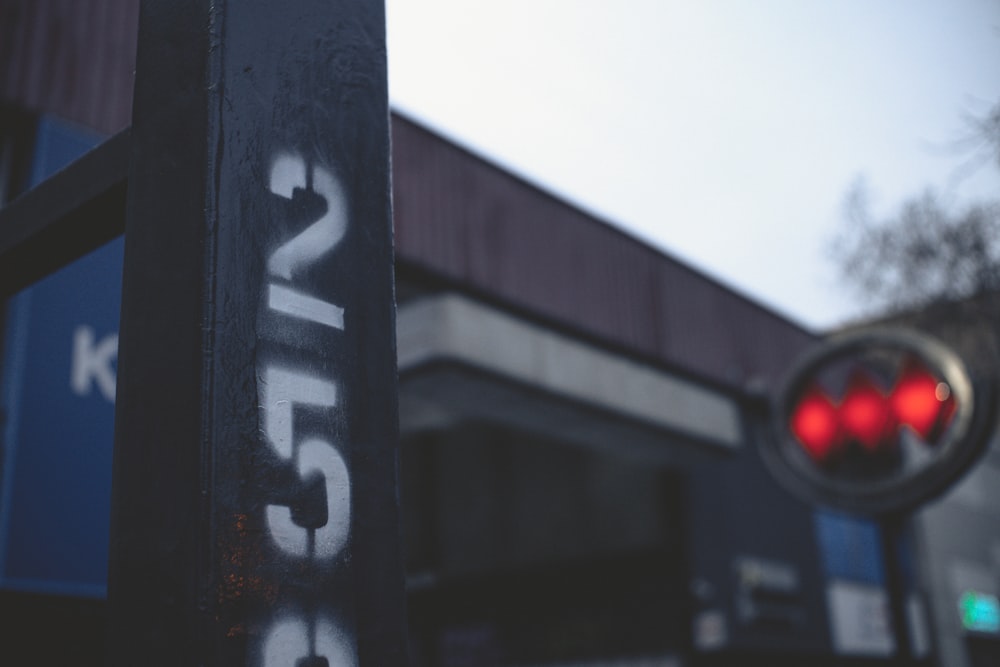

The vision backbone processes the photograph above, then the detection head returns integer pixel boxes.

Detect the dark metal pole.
[107,1,405,663]
[881,514,914,665]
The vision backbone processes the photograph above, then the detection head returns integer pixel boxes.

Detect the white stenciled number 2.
[266,152,347,329]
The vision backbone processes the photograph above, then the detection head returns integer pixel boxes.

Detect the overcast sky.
[385,0,1000,332]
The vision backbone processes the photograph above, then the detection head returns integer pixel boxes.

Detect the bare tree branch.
[830,101,1000,320]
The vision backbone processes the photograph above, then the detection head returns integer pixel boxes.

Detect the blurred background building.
[1,1,998,665]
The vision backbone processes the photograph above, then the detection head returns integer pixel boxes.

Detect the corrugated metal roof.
[0,0,138,135]
[390,114,815,389]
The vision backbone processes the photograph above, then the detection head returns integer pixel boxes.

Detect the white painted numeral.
[261,367,337,459]
[267,152,347,280]
[263,616,357,666]
[265,438,351,559]
[260,367,349,558]
[266,153,347,328]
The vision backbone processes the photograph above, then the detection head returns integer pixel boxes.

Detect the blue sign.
[813,510,885,586]
[0,116,120,597]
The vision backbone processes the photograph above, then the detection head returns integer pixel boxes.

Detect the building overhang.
[396,293,743,463]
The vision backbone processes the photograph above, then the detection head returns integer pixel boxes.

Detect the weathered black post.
[107,0,405,663]
[880,515,916,663]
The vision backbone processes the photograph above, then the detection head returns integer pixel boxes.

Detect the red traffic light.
[789,384,841,462]
[839,371,896,452]
[889,358,956,441]
[788,359,957,465]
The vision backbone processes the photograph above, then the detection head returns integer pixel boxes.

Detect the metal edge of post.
[107,0,215,660]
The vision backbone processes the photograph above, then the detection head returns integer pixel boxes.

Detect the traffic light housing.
[762,329,995,516]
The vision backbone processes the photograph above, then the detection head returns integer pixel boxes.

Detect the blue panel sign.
[0,116,119,597]
[813,510,885,586]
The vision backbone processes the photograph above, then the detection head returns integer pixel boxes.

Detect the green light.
[959,591,1000,633]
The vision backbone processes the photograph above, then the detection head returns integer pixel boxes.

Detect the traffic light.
[788,357,957,467]
[762,329,994,516]
[889,359,956,442]
[788,383,840,462]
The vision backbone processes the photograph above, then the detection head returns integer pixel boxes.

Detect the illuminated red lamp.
[889,358,956,442]
[789,384,842,462]
[839,371,895,451]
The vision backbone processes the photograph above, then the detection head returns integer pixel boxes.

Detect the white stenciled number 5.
[261,367,350,558]
[261,153,350,560]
